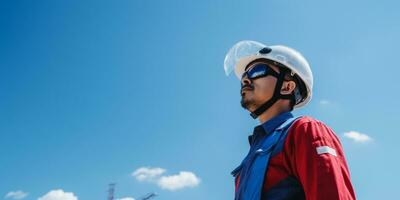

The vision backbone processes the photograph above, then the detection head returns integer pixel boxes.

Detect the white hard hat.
[224,40,313,108]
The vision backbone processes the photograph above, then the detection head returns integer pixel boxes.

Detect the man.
[224,41,356,200]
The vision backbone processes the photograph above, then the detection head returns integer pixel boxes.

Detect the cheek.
[253,78,276,98]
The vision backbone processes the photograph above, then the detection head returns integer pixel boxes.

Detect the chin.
[241,97,254,110]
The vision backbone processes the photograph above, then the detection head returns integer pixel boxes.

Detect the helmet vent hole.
[259,47,272,54]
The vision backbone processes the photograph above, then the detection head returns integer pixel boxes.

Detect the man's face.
[240,61,281,112]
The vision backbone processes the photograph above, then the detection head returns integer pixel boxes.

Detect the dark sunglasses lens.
[247,64,270,79]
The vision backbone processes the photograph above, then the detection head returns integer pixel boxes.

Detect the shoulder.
[287,116,340,144]
[291,116,326,128]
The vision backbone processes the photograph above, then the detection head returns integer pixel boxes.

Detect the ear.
[281,80,296,95]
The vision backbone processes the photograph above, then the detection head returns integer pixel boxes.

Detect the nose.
[241,74,251,86]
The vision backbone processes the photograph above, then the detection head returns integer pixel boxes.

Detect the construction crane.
[138,192,157,200]
[107,183,157,200]
[107,183,116,200]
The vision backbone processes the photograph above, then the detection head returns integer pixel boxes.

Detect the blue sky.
[1,0,399,199]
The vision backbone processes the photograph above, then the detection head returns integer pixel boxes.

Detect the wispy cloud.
[4,190,28,200]
[319,100,330,105]
[37,189,78,200]
[132,167,200,191]
[344,131,373,143]
[157,171,200,191]
[132,167,166,182]
[117,198,135,200]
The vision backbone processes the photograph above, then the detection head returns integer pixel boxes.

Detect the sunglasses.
[242,63,280,80]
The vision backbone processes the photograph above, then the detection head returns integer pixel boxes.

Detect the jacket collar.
[248,112,293,145]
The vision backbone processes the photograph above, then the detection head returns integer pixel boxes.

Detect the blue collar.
[248,112,294,145]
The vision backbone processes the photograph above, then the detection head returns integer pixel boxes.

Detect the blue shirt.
[248,112,294,146]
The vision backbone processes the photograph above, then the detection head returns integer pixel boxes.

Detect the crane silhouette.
[138,192,157,200]
[107,183,157,200]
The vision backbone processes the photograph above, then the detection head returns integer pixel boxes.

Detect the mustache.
[241,84,254,91]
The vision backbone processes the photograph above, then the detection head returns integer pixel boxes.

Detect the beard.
[240,95,256,110]
[240,84,255,110]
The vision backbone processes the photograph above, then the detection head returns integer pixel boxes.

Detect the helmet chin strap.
[250,68,293,119]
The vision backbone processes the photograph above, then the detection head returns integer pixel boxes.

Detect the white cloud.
[117,198,135,200]
[132,167,166,182]
[37,189,78,200]
[319,100,330,105]
[5,190,28,200]
[344,131,373,143]
[132,167,201,191]
[157,171,200,191]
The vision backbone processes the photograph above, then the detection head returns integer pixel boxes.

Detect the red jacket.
[234,116,356,200]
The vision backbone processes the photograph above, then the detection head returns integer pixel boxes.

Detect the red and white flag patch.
[316,146,337,157]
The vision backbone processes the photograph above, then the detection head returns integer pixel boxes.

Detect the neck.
[257,102,291,124]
